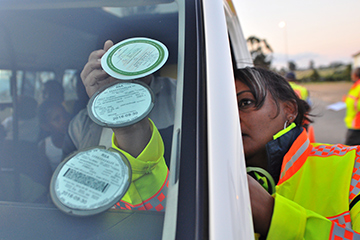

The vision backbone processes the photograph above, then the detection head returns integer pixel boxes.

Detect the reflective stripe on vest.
[311,144,354,158]
[327,211,352,230]
[348,95,359,109]
[329,222,360,240]
[112,171,169,212]
[278,129,311,185]
[350,151,360,203]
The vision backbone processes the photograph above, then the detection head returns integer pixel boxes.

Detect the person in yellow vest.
[235,67,360,239]
[285,72,310,104]
[344,67,360,145]
[285,71,316,143]
[81,40,168,212]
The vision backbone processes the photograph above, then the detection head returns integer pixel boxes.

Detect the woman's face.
[235,79,288,168]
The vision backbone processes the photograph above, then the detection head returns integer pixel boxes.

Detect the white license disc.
[50,147,131,216]
[88,81,154,128]
[101,37,168,80]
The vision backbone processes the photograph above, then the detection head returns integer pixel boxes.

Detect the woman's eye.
[238,99,254,109]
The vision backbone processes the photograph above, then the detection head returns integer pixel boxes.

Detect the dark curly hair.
[234,67,312,126]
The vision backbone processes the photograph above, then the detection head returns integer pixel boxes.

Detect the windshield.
[0,0,183,238]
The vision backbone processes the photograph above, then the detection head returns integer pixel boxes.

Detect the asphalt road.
[310,96,347,144]
[305,81,353,145]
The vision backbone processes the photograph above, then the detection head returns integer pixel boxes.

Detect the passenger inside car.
[41,79,81,118]
[38,100,70,172]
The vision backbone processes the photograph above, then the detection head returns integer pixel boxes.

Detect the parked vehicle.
[0,0,254,239]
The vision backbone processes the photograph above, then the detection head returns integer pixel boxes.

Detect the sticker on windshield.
[88,81,154,128]
[50,147,131,216]
[101,37,169,80]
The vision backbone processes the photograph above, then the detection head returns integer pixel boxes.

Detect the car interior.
[0,1,180,239]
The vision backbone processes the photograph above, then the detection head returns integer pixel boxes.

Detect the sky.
[233,0,360,70]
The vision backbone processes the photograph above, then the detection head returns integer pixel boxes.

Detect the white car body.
[0,0,254,239]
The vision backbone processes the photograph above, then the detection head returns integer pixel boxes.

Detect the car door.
[202,0,254,239]
[0,0,253,239]
[162,0,254,239]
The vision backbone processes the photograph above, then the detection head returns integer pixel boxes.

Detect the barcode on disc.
[64,168,109,193]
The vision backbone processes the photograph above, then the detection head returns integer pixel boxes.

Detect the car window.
[0,0,183,238]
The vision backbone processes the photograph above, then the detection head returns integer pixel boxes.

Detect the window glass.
[62,69,79,101]
[0,70,11,103]
[0,0,182,238]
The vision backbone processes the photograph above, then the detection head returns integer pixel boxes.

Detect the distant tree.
[309,60,315,70]
[247,36,273,69]
[345,64,352,81]
[331,64,352,81]
[310,69,320,81]
[288,61,297,71]
[328,61,344,68]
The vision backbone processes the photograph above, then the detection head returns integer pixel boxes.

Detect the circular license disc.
[101,37,169,80]
[50,147,131,216]
[88,81,154,128]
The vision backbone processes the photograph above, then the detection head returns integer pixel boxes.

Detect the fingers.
[82,63,113,98]
[80,40,115,98]
[84,76,112,98]
[83,39,113,77]
[84,65,108,87]
[80,56,101,83]
[103,40,114,52]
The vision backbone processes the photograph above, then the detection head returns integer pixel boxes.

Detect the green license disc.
[101,37,169,80]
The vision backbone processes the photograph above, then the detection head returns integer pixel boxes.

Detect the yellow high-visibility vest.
[111,119,168,212]
[289,82,309,101]
[345,79,360,129]
[266,127,360,239]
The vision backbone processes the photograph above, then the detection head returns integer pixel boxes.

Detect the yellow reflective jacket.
[111,119,169,212]
[289,82,309,102]
[265,125,360,239]
[345,79,360,129]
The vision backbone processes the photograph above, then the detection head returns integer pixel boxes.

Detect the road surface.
[305,81,352,144]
